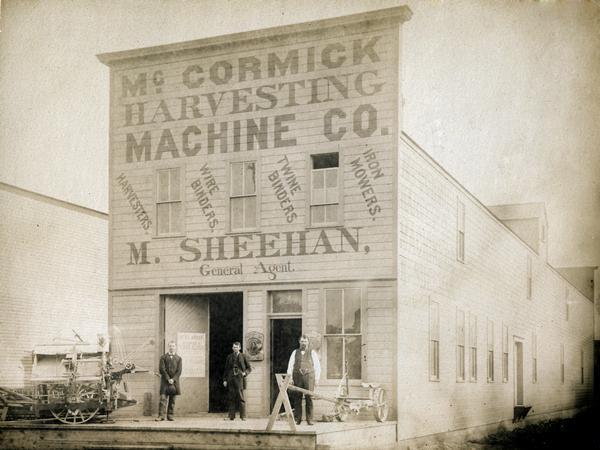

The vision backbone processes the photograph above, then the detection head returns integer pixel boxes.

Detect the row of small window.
[155,153,340,235]
[457,201,573,317]
[270,287,362,381]
[428,301,585,384]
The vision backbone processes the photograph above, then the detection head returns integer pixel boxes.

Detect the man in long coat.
[223,341,252,420]
[156,341,182,421]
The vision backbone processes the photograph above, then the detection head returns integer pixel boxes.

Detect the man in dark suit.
[222,341,252,420]
[156,340,182,421]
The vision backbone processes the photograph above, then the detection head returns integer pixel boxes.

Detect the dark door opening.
[270,318,302,411]
[209,292,243,413]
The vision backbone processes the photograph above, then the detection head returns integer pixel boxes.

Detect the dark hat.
[165,384,176,395]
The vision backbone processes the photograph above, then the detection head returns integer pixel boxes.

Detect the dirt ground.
[466,408,598,449]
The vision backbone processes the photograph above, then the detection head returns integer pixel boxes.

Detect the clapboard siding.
[396,135,593,439]
[110,294,159,416]
[245,290,267,415]
[108,20,399,290]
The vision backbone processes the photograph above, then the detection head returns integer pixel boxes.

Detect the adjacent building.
[97,6,593,442]
[0,182,108,388]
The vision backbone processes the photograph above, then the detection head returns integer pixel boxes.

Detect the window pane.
[244,162,256,195]
[325,205,338,223]
[312,152,339,169]
[458,346,465,379]
[170,202,182,233]
[157,203,170,234]
[345,336,362,379]
[169,168,180,200]
[344,289,361,333]
[158,170,170,202]
[244,196,256,228]
[325,290,342,334]
[312,187,325,205]
[430,340,439,378]
[326,186,339,204]
[313,170,324,189]
[271,291,302,313]
[325,168,338,187]
[326,337,343,379]
[231,197,243,230]
[311,205,325,224]
[231,163,243,196]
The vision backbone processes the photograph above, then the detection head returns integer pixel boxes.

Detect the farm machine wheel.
[334,402,350,422]
[372,387,388,422]
[49,383,101,424]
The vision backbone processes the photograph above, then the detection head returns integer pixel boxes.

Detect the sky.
[0,0,598,267]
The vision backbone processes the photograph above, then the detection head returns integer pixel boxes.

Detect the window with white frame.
[532,331,537,384]
[469,313,477,382]
[429,300,440,381]
[325,288,361,380]
[156,167,182,235]
[230,161,257,231]
[527,255,532,300]
[456,309,465,382]
[502,324,509,382]
[310,153,339,226]
[457,200,465,262]
[487,319,494,382]
[560,343,565,384]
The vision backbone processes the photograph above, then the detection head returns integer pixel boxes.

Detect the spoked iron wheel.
[372,387,388,422]
[49,383,101,424]
[334,402,350,422]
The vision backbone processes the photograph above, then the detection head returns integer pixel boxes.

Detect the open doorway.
[209,292,243,413]
[270,318,302,411]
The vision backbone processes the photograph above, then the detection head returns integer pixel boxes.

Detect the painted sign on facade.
[110,23,399,289]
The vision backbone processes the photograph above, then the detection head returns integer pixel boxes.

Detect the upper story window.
[324,288,361,380]
[230,161,257,232]
[457,200,465,262]
[156,168,182,235]
[311,153,339,226]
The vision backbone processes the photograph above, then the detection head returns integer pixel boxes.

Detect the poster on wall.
[177,332,206,378]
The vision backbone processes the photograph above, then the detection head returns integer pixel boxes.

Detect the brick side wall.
[397,135,593,439]
[0,188,108,387]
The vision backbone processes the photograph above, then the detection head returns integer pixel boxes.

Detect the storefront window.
[230,161,257,231]
[325,288,361,379]
[270,291,302,313]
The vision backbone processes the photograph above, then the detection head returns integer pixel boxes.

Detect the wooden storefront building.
[98,6,593,442]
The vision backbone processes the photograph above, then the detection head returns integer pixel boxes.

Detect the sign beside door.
[178,332,206,377]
